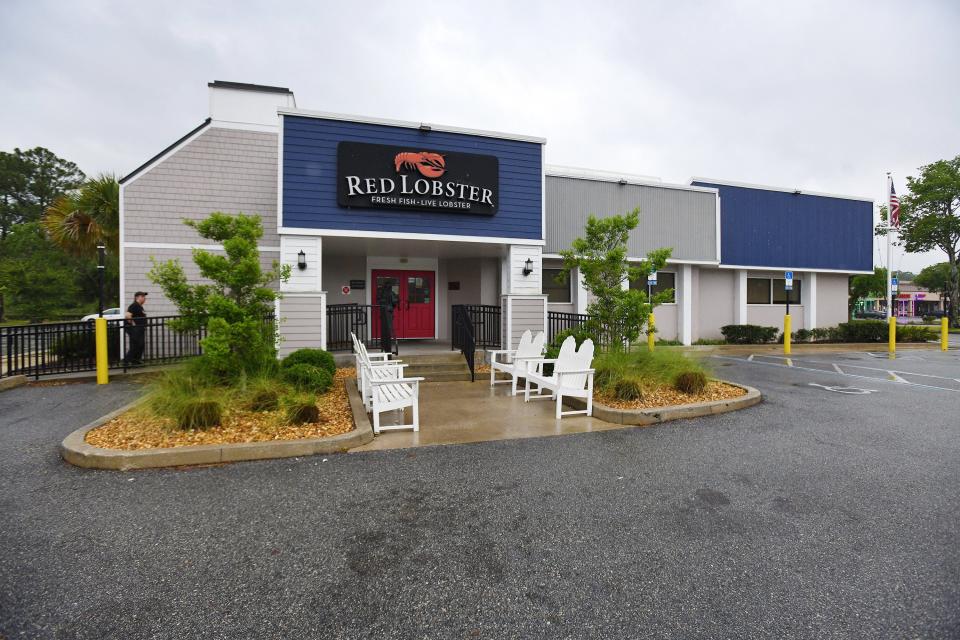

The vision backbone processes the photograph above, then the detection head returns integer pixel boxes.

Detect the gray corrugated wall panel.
[545,176,717,261]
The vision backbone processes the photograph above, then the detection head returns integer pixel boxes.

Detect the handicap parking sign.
[784,271,793,291]
[648,270,657,285]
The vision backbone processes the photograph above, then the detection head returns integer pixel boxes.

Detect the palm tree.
[41,174,119,257]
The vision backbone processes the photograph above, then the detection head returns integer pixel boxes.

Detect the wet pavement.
[1,350,958,638]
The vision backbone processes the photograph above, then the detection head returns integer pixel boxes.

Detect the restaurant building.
[119,81,874,354]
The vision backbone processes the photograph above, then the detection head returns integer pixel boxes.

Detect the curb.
[0,375,28,392]
[60,380,374,471]
[563,380,762,426]
[674,342,938,355]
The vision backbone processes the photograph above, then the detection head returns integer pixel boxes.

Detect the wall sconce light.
[297,250,307,270]
[522,257,534,276]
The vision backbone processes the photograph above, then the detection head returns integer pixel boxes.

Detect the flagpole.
[886,172,893,320]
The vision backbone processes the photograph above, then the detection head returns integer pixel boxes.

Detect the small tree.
[149,212,290,380]
[894,156,960,327]
[849,267,887,315]
[913,262,953,317]
[560,208,672,350]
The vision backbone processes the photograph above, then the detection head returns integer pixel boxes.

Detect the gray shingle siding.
[277,296,325,357]
[123,126,279,247]
[123,247,280,316]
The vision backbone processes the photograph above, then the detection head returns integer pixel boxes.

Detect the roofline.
[548,165,719,194]
[277,107,546,145]
[689,177,874,203]
[208,80,292,95]
[119,118,212,185]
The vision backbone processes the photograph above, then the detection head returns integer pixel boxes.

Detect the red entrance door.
[372,269,435,339]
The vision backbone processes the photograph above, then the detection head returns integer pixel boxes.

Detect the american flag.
[889,180,901,228]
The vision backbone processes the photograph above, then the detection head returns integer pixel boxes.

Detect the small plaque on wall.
[448,281,460,291]
[349,280,366,290]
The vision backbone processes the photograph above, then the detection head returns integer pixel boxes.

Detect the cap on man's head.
[134,291,148,297]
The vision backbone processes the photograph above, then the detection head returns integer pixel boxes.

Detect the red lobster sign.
[394,151,446,178]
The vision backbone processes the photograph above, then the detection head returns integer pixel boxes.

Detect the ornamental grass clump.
[613,377,646,401]
[148,370,224,430]
[594,348,711,397]
[674,370,708,395]
[282,393,321,425]
[242,378,284,412]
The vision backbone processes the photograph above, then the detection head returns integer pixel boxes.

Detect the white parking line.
[714,355,960,392]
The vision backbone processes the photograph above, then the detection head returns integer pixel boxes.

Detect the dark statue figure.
[379,281,399,355]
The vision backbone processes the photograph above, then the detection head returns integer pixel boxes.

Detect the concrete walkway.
[352,380,621,451]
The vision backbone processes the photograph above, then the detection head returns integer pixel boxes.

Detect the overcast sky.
[2,0,958,272]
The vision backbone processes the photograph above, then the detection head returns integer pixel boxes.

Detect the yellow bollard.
[95,317,109,385]
[942,316,949,351]
[888,316,896,355]
[784,314,791,355]
[647,313,655,351]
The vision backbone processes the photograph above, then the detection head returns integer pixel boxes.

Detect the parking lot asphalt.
[1,351,958,639]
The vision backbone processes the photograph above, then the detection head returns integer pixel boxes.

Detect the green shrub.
[175,399,223,430]
[693,338,727,345]
[720,324,779,344]
[792,328,812,343]
[897,324,936,343]
[281,348,336,376]
[49,326,122,361]
[674,370,708,394]
[280,363,333,392]
[282,393,320,424]
[810,327,834,342]
[613,377,646,401]
[833,320,887,342]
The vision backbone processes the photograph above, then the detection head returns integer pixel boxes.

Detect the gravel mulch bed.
[86,369,358,451]
[595,381,746,410]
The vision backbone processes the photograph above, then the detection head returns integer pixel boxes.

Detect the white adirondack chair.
[486,330,547,395]
[364,359,424,434]
[351,333,406,411]
[523,336,595,419]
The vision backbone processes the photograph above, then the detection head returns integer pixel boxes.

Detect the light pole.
[97,243,105,317]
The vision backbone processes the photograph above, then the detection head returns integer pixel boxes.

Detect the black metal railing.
[1,315,208,380]
[326,303,386,352]
[451,305,477,382]
[452,304,501,349]
[547,311,627,349]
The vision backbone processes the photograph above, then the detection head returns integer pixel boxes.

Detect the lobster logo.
[394,151,446,179]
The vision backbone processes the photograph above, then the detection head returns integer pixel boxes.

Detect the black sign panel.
[349,279,366,290]
[337,142,499,216]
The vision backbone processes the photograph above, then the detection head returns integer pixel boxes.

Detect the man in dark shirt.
[123,291,148,365]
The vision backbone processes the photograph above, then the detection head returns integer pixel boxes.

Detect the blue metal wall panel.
[282,116,542,239]
[693,182,873,271]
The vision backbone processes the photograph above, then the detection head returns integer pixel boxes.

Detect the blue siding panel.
[282,116,543,240]
[693,182,873,271]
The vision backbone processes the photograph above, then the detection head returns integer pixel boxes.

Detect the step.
[418,372,474,383]
[404,362,471,374]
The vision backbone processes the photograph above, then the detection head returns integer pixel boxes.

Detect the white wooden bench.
[351,333,407,411]
[523,336,595,419]
[367,368,424,434]
[486,329,546,395]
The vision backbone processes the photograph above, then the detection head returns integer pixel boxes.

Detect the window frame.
[542,268,572,304]
[747,276,802,305]
[629,271,677,304]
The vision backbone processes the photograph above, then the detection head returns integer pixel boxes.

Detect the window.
[747,278,771,304]
[748,277,802,305]
[630,271,676,303]
[772,279,801,305]
[543,268,571,303]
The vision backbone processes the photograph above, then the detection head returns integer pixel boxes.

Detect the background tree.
[149,212,290,380]
[42,174,119,257]
[0,147,84,234]
[913,262,953,317]
[560,208,672,349]
[849,267,887,315]
[896,156,960,326]
[0,223,81,321]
